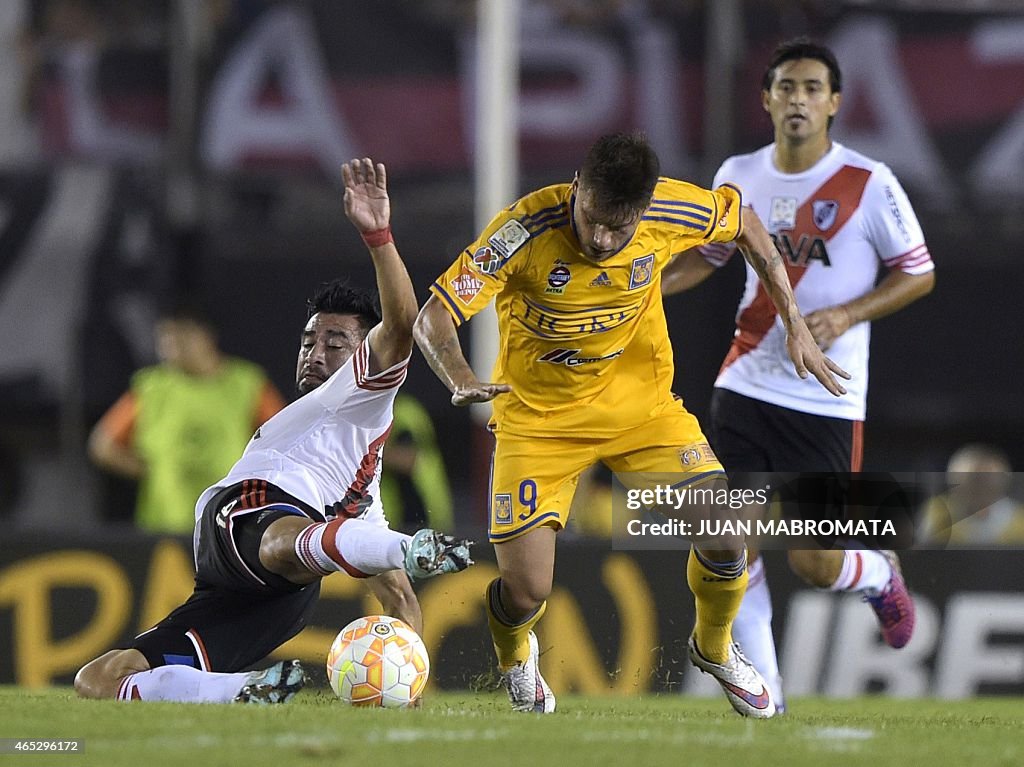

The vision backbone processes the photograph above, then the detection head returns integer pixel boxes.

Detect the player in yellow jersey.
[414,133,848,717]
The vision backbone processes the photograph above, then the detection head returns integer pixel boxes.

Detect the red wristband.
[361,227,393,248]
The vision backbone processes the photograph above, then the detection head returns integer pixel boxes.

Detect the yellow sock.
[485,578,547,671]
[687,548,748,664]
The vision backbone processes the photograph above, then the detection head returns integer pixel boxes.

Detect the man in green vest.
[88,303,286,533]
[379,394,454,533]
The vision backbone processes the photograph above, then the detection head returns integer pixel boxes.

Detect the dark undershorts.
[128,480,325,672]
[710,388,864,548]
[710,387,861,474]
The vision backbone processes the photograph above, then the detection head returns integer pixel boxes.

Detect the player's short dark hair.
[578,132,660,217]
[306,279,381,332]
[762,37,842,94]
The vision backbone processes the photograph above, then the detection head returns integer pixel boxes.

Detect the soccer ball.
[326,615,430,707]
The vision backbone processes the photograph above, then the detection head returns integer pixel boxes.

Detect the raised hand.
[341,158,390,234]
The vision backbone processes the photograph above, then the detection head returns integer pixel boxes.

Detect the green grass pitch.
[2,687,1022,767]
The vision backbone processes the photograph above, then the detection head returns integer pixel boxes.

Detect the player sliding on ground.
[75,159,472,705]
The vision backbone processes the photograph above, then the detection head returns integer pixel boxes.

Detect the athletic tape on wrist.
[361,227,393,248]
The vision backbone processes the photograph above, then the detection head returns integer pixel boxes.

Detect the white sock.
[117,666,249,703]
[294,518,409,578]
[337,518,410,573]
[732,556,784,700]
[829,550,892,595]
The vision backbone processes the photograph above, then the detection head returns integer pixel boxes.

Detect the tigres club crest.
[678,442,717,468]
[629,254,655,289]
[493,493,513,525]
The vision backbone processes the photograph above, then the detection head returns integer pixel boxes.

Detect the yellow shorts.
[487,400,724,543]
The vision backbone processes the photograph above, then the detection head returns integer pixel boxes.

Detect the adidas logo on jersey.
[589,271,612,287]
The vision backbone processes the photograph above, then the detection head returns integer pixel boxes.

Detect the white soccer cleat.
[688,636,776,719]
[501,631,556,713]
[233,659,306,704]
[402,529,473,580]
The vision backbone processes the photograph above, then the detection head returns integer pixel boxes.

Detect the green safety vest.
[380,395,454,531]
[131,359,267,533]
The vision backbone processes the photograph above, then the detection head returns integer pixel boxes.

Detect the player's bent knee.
[74,649,149,699]
[501,577,551,614]
[259,518,315,583]
[74,654,114,699]
[259,533,293,573]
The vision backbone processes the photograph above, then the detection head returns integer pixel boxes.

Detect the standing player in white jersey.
[74,159,473,705]
[662,39,934,711]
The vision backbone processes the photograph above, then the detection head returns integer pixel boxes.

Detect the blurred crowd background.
[2,0,1023,534]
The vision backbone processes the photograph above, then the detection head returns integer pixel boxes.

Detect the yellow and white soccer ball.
[326,615,429,707]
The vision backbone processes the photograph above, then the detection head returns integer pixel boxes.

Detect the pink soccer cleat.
[863,551,916,649]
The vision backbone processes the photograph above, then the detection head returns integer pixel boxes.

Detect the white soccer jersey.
[195,337,408,524]
[700,142,933,421]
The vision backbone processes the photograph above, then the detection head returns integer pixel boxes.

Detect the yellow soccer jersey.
[429,178,743,437]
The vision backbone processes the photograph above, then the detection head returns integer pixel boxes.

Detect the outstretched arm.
[414,296,512,407]
[342,158,418,373]
[736,207,850,396]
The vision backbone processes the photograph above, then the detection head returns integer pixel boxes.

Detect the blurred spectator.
[379,393,454,534]
[87,301,285,534]
[921,444,1024,546]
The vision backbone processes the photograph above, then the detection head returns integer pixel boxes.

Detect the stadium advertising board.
[2,534,1022,698]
